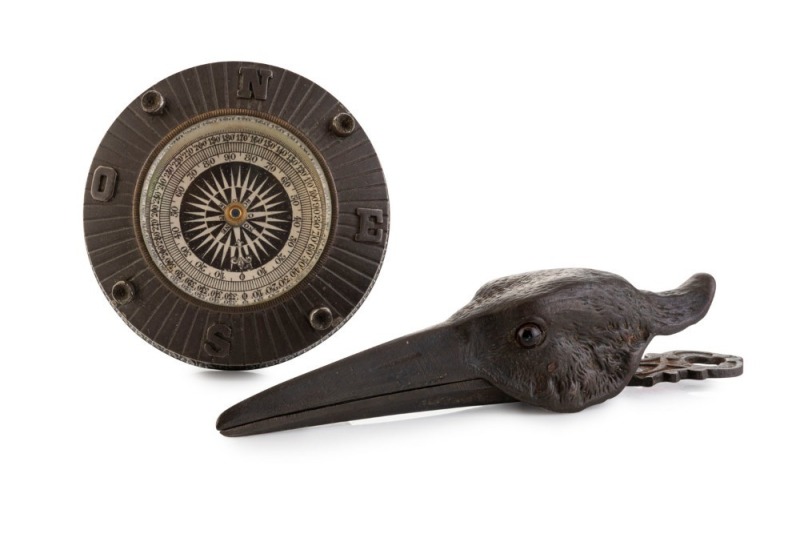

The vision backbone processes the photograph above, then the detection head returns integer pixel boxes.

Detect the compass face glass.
[139,114,332,307]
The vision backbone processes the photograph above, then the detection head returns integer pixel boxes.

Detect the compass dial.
[84,62,390,369]
[139,114,332,307]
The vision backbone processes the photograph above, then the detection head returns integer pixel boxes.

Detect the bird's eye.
[516,323,544,348]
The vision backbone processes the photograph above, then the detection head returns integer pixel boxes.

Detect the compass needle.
[221,232,234,268]
[197,181,219,205]
[211,172,228,203]
[241,230,263,264]
[194,234,217,254]
[186,224,217,242]
[209,240,225,267]
[247,183,281,212]
[186,200,211,212]
[249,178,272,205]
[235,165,243,202]
[183,209,209,218]
[250,221,284,240]
[261,191,285,208]
[250,234,272,260]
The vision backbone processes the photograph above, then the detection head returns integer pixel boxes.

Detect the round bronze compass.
[84,62,389,369]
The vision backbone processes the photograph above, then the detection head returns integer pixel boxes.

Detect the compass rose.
[180,162,291,272]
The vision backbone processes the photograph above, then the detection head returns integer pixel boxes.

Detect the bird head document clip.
[217,269,743,436]
[84,62,389,369]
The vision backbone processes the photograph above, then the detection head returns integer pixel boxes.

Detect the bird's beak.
[216,324,515,436]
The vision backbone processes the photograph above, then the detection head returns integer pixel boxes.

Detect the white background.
[2,1,798,552]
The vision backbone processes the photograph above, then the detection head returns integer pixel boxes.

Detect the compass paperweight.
[84,62,390,369]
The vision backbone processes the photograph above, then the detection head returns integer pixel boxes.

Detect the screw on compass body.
[111,281,135,306]
[84,62,390,369]
[308,307,334,331]
[330,112,356,137]
[140,90,165,114]
[217,269,743,436]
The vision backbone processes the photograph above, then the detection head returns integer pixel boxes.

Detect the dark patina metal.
[84,62,389,369]
[217,269,743,436]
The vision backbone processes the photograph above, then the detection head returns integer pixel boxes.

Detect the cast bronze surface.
[217,269,743,436]
[630,350,742,386]
[84,62,389,369]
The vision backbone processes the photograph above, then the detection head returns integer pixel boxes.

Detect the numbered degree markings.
[139,114,332,307]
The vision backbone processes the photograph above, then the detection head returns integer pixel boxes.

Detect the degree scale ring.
[84,62,390,369]
[140,114,332,307]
